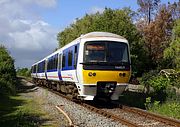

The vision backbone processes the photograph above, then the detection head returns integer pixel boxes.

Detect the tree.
[164,19,180,69]
[16,68,31,77]
[142,5,173,66]
[0,45,16,95]
[167,1,180,20]
[137,0,161,24]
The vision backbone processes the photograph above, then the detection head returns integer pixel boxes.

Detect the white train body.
[31,32,131,100]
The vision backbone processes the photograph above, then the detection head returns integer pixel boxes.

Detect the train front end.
[78,33,131,101]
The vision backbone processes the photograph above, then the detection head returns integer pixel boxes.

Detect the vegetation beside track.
[0,46,16,95]
[149,101,180,120]
[0,94,49,127]
[0,79,60,127]
[16,68,31,78]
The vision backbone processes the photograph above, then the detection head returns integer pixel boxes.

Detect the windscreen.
[84,41,129,64]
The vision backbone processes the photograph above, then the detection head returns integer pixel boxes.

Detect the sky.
[0,0,178,69]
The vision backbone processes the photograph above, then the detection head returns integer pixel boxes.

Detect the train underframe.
[32,78,127,101]
[33,78,79,100]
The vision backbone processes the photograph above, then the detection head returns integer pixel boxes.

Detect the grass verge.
[0,80,57,127]
[0,94,53,127]
[149,101,180,120]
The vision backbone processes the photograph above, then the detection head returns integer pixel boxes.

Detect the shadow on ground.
[0,79,51,127]
[119,91,146,109]
[16,78,38,93]
[86,91,146,109]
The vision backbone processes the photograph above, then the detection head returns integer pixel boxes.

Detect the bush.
[140,70,159,93]
[169,72,180,88]
[16,68,31,77]
[149,76,169,93]
[140,70,170,101]
[0,45,16,95]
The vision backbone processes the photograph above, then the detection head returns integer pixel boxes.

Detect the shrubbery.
[16,68,31,77]
[0,45,16,95]
[149,76,169,93]
[141,69,180,102]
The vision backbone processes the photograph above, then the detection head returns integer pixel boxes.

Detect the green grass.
[0,94,52,127]
[149,101,180,120]
[0,79,57,127]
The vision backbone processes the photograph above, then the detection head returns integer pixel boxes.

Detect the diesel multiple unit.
[31,32,131,100]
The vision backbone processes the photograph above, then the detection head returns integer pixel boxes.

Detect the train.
[31,32,131,101]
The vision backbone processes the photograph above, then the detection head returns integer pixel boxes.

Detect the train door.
[45,59,48,80]
[58,53,62,81]
[74,44,79,83]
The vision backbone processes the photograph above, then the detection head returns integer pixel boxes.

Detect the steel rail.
[82,103,140,127]
[121,105,180,127]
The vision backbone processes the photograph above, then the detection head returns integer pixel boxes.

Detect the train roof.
[60,32,127,51]
[80,32,126,40]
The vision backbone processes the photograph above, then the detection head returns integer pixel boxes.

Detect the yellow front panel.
[82,70,131,84]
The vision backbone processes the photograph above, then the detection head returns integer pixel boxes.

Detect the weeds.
[149,101,180,119]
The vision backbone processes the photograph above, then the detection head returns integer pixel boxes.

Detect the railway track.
[97,102,180,127]
[24,78,180,127]
[120,105,180,127]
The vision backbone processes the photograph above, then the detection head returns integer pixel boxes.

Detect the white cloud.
[34,0,57,8]
[9,20,56,51]
[0,0,58,68]
[17,0,57,8]
[89,6,105,14]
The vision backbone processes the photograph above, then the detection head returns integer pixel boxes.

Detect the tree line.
[57,0,180,76]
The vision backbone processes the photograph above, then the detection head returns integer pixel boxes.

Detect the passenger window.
[42,61,45,72]
[68,50,72,66]
[62,54,65,68]
[33,65,36,73]
[59,54,62,69]
[74,46,77,68]
[55,54,58,69]
[35,65,37,73]
[47,60,50,70]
